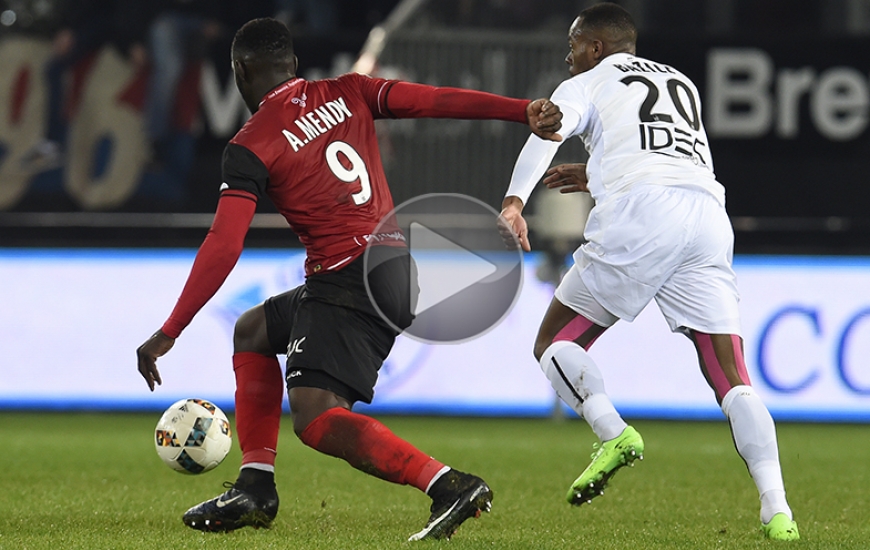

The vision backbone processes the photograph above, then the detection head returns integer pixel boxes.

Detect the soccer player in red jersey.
[136,17,562,540]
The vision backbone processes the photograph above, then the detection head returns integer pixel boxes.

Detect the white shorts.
[554,185,742,335]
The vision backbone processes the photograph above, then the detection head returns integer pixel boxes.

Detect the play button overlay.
[364,193,524,344]
[409,222,498,315]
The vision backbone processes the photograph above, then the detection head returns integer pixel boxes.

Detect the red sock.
[233,352,284,466]
[300,407,446,492]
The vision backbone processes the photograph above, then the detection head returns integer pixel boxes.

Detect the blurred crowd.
[0,0,400,169]
[2,0,864,154]
[413,0,870,36]
[1,0,866,176]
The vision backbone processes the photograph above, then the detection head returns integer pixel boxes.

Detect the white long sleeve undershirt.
[504,102,579,205]
[504,135,561,205]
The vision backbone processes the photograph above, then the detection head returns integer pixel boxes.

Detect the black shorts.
[263,245,414,404]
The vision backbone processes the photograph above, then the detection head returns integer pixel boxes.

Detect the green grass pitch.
[1,412,868,549]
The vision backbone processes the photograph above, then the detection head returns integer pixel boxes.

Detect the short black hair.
[577,2,637,44]
[231,18,294,62]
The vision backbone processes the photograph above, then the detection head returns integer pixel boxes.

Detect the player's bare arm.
[499,195,531,252]
[543,163,589,194]
[136,329,175,391]
[526,99,563,142]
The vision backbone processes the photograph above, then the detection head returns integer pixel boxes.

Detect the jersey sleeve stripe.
[220,189,259,203]
[377,81,398,118]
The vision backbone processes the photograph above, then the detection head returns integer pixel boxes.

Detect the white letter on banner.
[811,67,869,141]
[200,61,249,138]
[706,48,772,137]
[776,67,815,138]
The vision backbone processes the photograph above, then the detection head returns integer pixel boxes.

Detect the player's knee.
[533,337,551,362]
[288,387,351,439]
[233,305,269,353]
[290,405,336,439]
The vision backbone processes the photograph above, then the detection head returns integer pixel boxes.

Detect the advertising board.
[2,249,867,421]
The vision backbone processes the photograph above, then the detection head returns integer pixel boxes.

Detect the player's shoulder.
[230,111,268,149]
[335,71,371,84]
[336,72,397,98]
[551,71,592,103]
[227,105,286,169]
[314,72,377,93]
[313,72,393,115]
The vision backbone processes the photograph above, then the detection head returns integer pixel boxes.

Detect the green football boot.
[567,425,644,506]
[761,512,800,541]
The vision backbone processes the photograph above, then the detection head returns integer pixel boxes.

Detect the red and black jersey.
[161,73,530,337]
[223,73,531,276]
[224,74,403,276]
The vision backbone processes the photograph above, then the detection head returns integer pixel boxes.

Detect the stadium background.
[1,0,869,420]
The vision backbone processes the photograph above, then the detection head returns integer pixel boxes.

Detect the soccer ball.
[154,398,232,474]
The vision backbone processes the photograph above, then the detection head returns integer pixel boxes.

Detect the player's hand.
[499,196,531,252]
[137,330,175,391]
[543,163,589,194]
[526,99,563,142]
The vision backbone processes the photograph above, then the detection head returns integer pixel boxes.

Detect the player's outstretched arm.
[376,81,563,141]
[137,330,175,391]
[543,163,589,194]
[134,192,256,390]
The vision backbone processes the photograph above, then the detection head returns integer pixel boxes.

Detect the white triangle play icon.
[409,222,498,316]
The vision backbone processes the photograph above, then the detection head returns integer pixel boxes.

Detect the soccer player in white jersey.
[499,2,799,541]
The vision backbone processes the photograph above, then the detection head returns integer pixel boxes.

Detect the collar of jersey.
[259,77,304,107]
[604,52,635,65]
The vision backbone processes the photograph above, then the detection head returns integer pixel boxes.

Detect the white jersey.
[506,52,725,209]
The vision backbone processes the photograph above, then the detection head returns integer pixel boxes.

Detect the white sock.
[424,465,452,494]
[721,385,792,523]
[540,341,627,441]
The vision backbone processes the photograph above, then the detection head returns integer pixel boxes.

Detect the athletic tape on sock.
[553,315,600,350]
[696,333,751,401]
